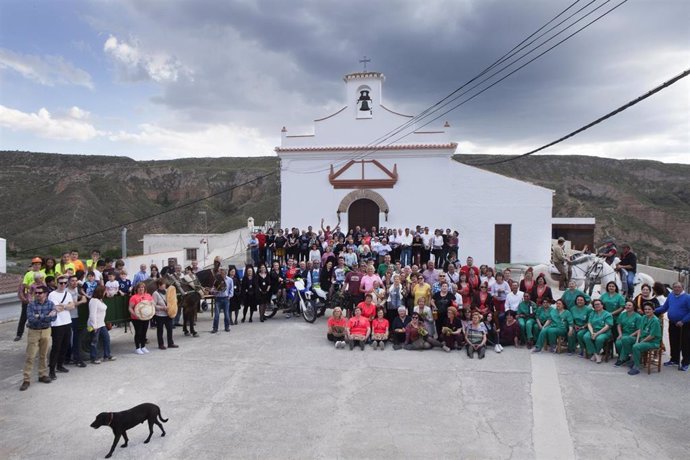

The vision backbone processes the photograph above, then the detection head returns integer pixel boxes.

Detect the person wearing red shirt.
[460,256,480,279]
[347,306,370,350]
[357,294,377,322]
[128,282,154,354]
[371,308,390,350]
[256,230,267,264]
[327,306,348,348]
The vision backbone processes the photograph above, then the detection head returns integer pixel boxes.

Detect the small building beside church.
[276,71,554,265]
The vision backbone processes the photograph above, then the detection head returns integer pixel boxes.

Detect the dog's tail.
[158,412,168,423]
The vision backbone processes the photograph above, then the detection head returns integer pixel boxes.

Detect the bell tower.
[343,71,385,120]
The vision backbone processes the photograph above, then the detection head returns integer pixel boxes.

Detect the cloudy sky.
[0,0,688,163]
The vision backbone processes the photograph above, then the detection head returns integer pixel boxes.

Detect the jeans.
[90,327,111,360]
[401,247,412,266]
[213,296,231,331]
[626,271,636,296]
[68,322,84,363]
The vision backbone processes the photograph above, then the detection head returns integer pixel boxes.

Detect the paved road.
[0,313,687,459]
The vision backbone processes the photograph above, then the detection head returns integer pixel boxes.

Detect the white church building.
[276,71,554,266]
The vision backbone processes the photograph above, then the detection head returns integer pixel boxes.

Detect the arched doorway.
[348,199,379,230]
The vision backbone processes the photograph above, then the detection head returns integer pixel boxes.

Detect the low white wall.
[124,250,185,278]
[638,264,685,286]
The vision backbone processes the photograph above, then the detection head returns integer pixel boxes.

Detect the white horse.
[527,254,653,298]
[529,254,618,297]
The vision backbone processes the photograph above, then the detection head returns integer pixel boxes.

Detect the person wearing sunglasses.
[47,276,75,380]
[20,288,57,390]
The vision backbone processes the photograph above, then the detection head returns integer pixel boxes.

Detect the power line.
[18,171,277,254]
[379,0,629,150]
[286,0,626,175]
[467,68,690,167]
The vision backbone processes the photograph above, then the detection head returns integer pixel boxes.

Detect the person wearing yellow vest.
[55,252,75,276]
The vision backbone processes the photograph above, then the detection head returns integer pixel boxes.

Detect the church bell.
[357,90,372,111]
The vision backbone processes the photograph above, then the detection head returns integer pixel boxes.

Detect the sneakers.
[628,367,640,375]
[532,348,542,353]
[210,330,218,334]
[443,345,451,353]
[371,341,378,350]
[105,356,117,361]
[76,362,87,368]
[680,364,689,372]
[91,359,102,364]
[595,353,602,364]
[20,381,30,391]
[614,360,623,367]
[49,372,57,380]
[359,341,365,351]
[56,366,69,373]
[349,341,354,350]
[494,344,501,353]
[334,341,340,349]
[663,360,678,367]
[141,347,150,354]
[498,344,504,352]
[379,341,385,350]
[135,348,145,355]
[549,346,557,353]
[590,355,597,362]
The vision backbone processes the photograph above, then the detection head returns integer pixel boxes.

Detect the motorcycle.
[263,278,317,323]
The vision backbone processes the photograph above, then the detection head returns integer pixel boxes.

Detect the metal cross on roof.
[359,56,371,71]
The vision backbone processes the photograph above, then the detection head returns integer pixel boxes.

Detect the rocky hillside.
[0,151,280,259]
[1,151,688,269]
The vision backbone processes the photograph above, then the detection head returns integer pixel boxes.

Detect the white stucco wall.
[279,150,552,266]
[142,228,251,269]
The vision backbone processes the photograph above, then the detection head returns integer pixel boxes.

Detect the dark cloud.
[88,0,689,158]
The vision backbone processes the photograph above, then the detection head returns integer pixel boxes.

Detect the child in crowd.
[83,271,99,298]
[105,272,120,297]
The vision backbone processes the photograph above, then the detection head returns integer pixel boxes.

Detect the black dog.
[90,403,168,458]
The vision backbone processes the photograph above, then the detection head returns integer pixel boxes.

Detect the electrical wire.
[467,68,690,166]
[284,0,625,175]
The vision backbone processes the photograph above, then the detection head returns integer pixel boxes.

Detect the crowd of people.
[14,224,690,391]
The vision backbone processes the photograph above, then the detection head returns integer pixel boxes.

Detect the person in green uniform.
[569,294,592,355]
[532,298,553,350]
[517,292,538,347]
[628,302,662,375]
[614,300,641,366]
[583,299,614,363]
[561,279,590,309]
[600,281,626,323]
[534,299,573,353]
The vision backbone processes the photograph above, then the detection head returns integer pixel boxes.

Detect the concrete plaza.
[0,312,687,460]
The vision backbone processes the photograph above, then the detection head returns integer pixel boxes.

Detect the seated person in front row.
[466,311,488,359]
[347,306,370,351]
[327,307,348,349]
[370,307,389,350]
[440,306,464,352]
[404,312,441,350]
[391,307,411,350]
[500,311,521,348]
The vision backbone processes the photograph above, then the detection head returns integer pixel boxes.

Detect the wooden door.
[348,199,379,231]
[495,224,511,264]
